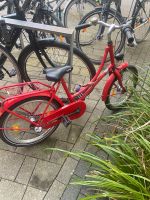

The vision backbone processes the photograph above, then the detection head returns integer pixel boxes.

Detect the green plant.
[49,72,150,200]
[52,131,150,200]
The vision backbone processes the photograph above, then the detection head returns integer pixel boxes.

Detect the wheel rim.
[3,99,58,145]
[66,0,96,28]
[78,11,122,63]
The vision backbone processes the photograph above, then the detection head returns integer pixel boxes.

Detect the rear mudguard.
[102,62,128,102]
[0,91,63,116]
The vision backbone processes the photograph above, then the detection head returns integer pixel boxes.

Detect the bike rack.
[0,17,74,90]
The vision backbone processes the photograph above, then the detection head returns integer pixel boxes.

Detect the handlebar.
[122,27,134,44]
[76,17,134,45]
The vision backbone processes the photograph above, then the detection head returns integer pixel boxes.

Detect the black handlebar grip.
[75,23,91,31]
[123,27,134,44]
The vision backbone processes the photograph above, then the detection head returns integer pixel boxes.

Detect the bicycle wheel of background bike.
[0,96,61,147]
[75,8,125,64]
[105,65,138,111]
[0,44,22,86]
[132,0,150,43]
[64,0,98,28]
[18,40,96,92]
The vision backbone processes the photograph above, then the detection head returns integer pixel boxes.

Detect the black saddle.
[43,66,73,82]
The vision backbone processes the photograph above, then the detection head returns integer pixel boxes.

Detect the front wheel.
[105,65,138,111]
[0,96,61,147]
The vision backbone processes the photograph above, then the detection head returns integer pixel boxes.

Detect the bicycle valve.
[90,17,98,25]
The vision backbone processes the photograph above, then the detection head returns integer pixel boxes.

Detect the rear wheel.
[18,40,96,92]
[0,96,61,147]
[105,66,138,111]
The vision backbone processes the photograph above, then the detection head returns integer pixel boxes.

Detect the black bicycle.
[0,0,96,92]
[75,0,150,64]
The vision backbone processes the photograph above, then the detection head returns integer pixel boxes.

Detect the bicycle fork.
[102,62,129,101]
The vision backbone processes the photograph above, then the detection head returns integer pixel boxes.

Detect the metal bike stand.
[0,17,74,91]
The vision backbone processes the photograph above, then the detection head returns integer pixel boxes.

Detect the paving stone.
[80,122,97,141]
[67,125,83,144]
[88,107,104,123]
[29,160,61,191]
[57,157,78,185]
[80,185,95,196]
[74,160,91,178]
[96,149,109,160]
[95,100,106,112]
[72,111,91,126]
[0,179,26,200]
[44,180,66,200]
[72,138,87,153]
[85,99,97,113]
[0,150,24,180]
[77,193,86,200]
[23,186,46,200]
[16,137,56,161]
[16,156,37,184]
[0,140,16,152]
[51,124,72,142]
[85,144,98,155]
[61,175,81,200]
[88,88,102,101]
[50,141,73,165]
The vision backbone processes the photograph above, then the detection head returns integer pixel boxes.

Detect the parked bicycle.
[0,18,138,146]
[76,0,150,64]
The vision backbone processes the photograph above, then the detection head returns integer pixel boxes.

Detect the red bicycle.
[0,19,138,146]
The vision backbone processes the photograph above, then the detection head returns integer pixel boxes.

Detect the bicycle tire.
[75,7,125,64]
[18,39,96,90]
[64,0,97,28]
[0,44,22,85]
[0,96,61,147]
[132,0,150,43]
[105,65,138,111]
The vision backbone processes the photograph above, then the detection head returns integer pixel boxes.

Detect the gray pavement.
[0,2,150,200]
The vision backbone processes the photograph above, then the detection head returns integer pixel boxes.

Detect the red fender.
[102,62,128,102]
[0,91,64,116]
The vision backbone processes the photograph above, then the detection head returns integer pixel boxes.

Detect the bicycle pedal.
[9,69,17,77]
[62,116,72,127]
